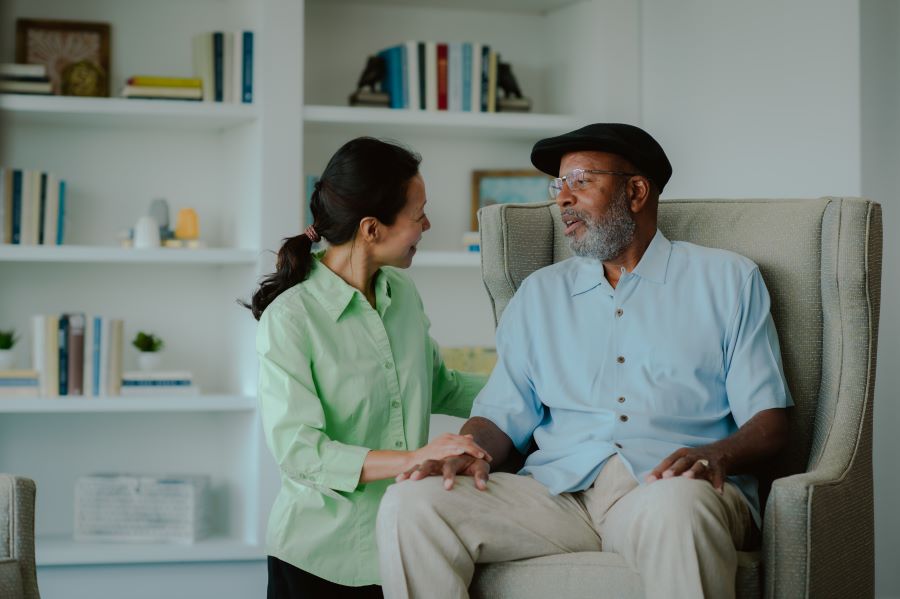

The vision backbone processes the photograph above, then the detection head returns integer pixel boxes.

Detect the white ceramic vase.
[137,352,162,372]
[0,349,14,370]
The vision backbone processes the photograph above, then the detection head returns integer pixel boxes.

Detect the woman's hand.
[406,433,492,471]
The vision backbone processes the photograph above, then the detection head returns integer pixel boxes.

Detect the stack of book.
[192,31,254,103]
[0,168,66,245]
[121,76,203,101]
[0,63,52,95]
[121,371,198,396]
[372,41,509,112]
[0,370,40,397]
[31,314,125,397]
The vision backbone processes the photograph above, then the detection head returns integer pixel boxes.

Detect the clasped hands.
[398,443,729,493]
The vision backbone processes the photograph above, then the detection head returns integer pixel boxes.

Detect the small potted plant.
[0,329,17,369]
[132,331,164,371]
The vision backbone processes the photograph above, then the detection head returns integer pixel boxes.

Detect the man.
[375,124,792,599]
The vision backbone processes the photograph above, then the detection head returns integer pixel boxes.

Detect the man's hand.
[396,454,491,491]
[645,447,730,493]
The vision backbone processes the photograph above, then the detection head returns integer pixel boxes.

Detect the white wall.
[642,1,899,597]
[861,1,900,597]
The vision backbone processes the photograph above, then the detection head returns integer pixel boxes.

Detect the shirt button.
[614,442,623,449]
[615,308,624,317]
[391,400,400,408]
[619,414,629,423]
[617,396,625,404]
[384,361,393,370]
[616,356,625,364]
[394,441,403,448]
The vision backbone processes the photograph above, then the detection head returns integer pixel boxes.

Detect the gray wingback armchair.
[471,198,882,599]
[0,475,40,599]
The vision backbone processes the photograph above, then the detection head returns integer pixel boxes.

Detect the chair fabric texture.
[0,475,40,599]
[472,198,882,599]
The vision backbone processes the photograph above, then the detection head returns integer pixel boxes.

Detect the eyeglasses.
[548,168,638,200]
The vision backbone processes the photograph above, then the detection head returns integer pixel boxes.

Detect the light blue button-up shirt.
[471,230,792,523]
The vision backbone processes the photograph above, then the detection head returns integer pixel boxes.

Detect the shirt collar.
[570,229,672,296]
[305,253,392,321]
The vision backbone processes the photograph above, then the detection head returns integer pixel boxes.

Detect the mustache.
[560,208,591,221]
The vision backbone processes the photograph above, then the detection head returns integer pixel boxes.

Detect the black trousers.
[267,556,384,599]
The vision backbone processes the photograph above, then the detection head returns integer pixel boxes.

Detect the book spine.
[0,167,6,244]
[68,313,85,396]
[399,44,409,109]
[213,32,224,102]
[471,43,482,114]
[92,316,102,396]
[192,34,214,102]
[43,174,58,246]
[99,317,109,397]
[31,315,46,396]
[448,42,460,112]
[223,32,234,103]
[462,43,472,112]
[37,172,47,245]
[11,170,21,245]
[58,315,69,396]
[242,31,253,103]
[487,50,498,113]
[417,42,426,110]
[425,42,438,111]
[29,171,41,245]
[56,180,66,245]
[82,315,94,397]
[122,380,192,386]
[44,315,59,397]
[19,170,32,245]
[405,40,419,112]
[481,45,490,112]
[437,43,448,111]
[127,76,202,88]
[108,319,124,396]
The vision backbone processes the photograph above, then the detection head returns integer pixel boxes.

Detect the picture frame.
[16,19,111,97]
[470,169,551,230]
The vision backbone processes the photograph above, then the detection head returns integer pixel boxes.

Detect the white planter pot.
[137,352,162,372]
[0,349,14,370]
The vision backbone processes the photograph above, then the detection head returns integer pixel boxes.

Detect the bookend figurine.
[349,55,390,107]
[497,60,532,112]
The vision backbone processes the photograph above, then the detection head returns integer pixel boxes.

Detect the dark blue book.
[37,172,47,245]
[213,32,224,102]
[56,180,66,245]
[481,45,490,112]
[58,314,69,396]
[92,316,102,396]
[418,42,426,110]
[0,379,39,386]
[11,170,22,245]
[242,31,253,103]
[122,380,192,387]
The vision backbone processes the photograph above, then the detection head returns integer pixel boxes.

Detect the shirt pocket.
[646,333,725,415]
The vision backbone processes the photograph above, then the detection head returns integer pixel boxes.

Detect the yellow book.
[0,369,39,378]
[127,76,202,88]
[44,315,59,397]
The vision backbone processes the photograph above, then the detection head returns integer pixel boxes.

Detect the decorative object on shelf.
[75,474,211,543]
[496,61,532,113]
[348,55,390,107]
[148,198,172,241]
[470,169,550,230]
[462,231,480,253]
[440,346,497,376]
[132,331,164,372]
[133,215,161,249]
[0,329,18,369]
[15,19,111,97]
[174,208,200,242]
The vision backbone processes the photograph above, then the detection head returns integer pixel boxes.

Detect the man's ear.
[359,217,380,243]
[628,176,651,213]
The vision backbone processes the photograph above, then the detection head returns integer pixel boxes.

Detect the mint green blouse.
[256,257,487,586]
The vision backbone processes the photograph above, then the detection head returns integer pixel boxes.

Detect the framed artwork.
[470,169,551,230]
[16,19,111,97]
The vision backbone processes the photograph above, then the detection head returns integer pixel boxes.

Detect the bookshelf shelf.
[36,534,263,566]
[0,245,259,265]
[412,251,480,267]
[0,94,259,130]
[0,395,256,413]
[303,105,580,139]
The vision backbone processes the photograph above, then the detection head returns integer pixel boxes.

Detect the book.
[83,314,94,397]
[107,319,124,396]
[56,180,66,245]
[126,76,202,88]
[471,43,482,114]
[18,170,32,245]
[90,316,102,397]
[448,42,462,112]
[0,168,9,243]
[0,369,39,380]
[417,42,426,110]
[0,63,47,78]
[437,43,448,110]
[44,314,59,397]
[121,85,203,100]
[424,41,438,111]
[480,45,490,112]
[122,371,193,382]
[28,170,41,245]
[0,387,39,397]
[192,33,215,102]
[0,80,52,94]
[241,31,254,103]
[120,386,199,397]
[37,173,47,245]
[487,50,498,113]
[58,314,69,395]
[31,315,45,394]
[213,32,224,102]
[223,31,235,103]
[405,40,420,112]
[11,170,22,244]
[462,43,472,112]
[232,32,243,104]
[378,45,405,109]
[42,173,59,246]
[68,313,85,396]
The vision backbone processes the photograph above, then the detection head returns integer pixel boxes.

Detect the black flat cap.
[531,123,672,192]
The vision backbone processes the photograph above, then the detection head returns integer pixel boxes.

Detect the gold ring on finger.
[696,459,710,468]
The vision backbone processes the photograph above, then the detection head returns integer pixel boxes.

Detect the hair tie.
[304,225,321,243]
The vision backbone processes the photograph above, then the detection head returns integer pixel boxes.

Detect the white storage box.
[74,474,211,543]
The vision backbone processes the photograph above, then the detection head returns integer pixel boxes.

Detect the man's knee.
[378,478,448,530]
[633,477,731,533]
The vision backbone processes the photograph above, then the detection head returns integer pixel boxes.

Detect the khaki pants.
[375,455,751,599]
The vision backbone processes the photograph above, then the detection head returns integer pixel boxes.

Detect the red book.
[437,43,448,111]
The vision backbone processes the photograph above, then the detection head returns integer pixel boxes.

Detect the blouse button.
[391,400,400,408]
[394,440,404,448]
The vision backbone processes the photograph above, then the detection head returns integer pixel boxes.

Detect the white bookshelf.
[0,94,259,129]
[0,395,256,413]
[36,535,262,566]
[411,251,480,267]
[0,245,259,264]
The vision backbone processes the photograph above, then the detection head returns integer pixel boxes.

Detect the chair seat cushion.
[471,550,762,599]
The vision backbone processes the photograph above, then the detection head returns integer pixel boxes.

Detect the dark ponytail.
[241,137,421,320]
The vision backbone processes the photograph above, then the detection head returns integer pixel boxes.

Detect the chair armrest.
[0,558,25,598]
[0,475,39,599]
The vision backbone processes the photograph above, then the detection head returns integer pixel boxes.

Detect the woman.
[245,137,490,598]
